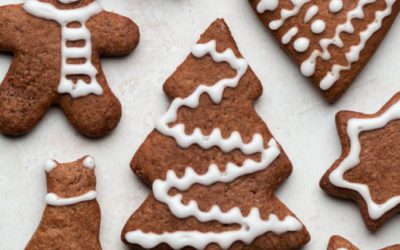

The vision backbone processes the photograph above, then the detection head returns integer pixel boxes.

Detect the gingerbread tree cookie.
[26,156,101,250]
[327,235,400,250]
[121,19,309,250]
[249,0,400,103]
[0,0,139,137]
[321,93,400,231]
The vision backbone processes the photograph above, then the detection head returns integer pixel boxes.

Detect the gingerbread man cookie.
[26,156,101,250]
[0,0,139,137]
[121,19,309,250]
[249,0,400,103]
[321,93,400,231]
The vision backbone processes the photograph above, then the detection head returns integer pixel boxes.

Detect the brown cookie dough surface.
[327,235,359,250]
[26,156,101,250]
[0,0,140,137]
[321,93,400,231]
[327,235,400,250]
[249,0,400,103]
[121,19,309,250]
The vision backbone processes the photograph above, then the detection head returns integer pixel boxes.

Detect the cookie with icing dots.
[121,19,310,250]
[320,93,400,231]
[0,0,140,137]
[249,0,400,103]
[327,235,400,250]
[26,156,101,250]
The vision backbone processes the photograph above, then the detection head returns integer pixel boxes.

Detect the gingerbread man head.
[0,0,139,137]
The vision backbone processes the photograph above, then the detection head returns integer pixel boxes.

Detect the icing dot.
[44,159,58,173]
[311,19,326,34]
[329,0,343,13]
[256,0,279,13]
[294,37,310,53]
[83,156,96,169]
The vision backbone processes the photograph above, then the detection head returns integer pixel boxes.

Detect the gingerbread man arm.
[0,5,23,51]
[90,11,140,57]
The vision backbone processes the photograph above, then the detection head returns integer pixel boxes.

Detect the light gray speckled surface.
[0,0,399,249]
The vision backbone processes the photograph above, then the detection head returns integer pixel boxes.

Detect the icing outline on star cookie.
[124,40,302,249]
[329,100,400,220]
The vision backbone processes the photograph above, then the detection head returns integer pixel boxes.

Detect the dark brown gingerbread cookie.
[327,235,400,250]
[327,235,359,250]
[249,0,400,103]
[0,0,139,137]
[320,93,400,231]
[121,19,309,250]
[26,156,101,250]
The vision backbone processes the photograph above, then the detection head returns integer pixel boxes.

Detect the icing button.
[329,0,344,13]
[294,37,310,53]
[311,19,326,34]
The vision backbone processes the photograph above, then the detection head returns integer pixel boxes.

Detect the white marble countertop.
[0,0,399,249]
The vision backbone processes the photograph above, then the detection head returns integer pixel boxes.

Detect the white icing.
[337,248,348,250]
[268,0,309,30]
[329,0,344,13]
[304,5,319,23]
[294,37,310,52]
[329,100,400,220]
[320,0,395,90]
[23,0,104,98]
[282,27,299,44]
[83,155,95,169]
[44,159,58,173]
[125,40,302,248]
[256,0,394,90]
[257,0,279,13]
[46,190,97,206]
[126,214,301,249]
[58,0,80,4]
[301,0,396,90]
[311,19,326,34]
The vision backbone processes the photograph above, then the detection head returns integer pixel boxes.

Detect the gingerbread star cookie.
[121,19,310,250]
[26,156,101,250]
[249,0,400,103]
[0,0,140,137]
[321,93,400,231]
[327,235,400,250]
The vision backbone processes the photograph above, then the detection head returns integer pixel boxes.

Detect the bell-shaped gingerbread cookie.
[0,0,140,137]
[26,156,101,250]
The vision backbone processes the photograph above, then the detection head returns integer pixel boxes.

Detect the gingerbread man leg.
[0,71,55,136]
[58,82,121,138]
